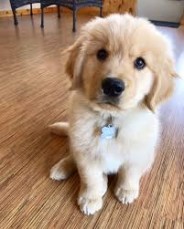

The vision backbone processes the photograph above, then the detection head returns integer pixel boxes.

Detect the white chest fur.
[69,99,159,175]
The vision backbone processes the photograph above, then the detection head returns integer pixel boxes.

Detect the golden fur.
[50,14,175,215]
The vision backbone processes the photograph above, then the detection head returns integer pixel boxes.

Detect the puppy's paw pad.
[78,197,103,215]
[50,165,69,181]
[115,187,139,204]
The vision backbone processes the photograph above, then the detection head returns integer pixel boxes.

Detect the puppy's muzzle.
[101,78,125,97]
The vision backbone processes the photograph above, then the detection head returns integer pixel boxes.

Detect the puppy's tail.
[49,122,69,137]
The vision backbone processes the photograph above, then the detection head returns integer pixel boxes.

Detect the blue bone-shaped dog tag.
[101,124,118,139]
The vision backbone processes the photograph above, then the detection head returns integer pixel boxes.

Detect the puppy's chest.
[82,117,124,153]
[93,120,125,173]
[74,115,127,148]
[72,115,141,173]
[72,115,122,148]
[94,119,118,140]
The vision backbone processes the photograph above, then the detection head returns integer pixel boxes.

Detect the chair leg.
[72,9,76,32]
[41,7,44,28]
[57,5,60,18]
[100,7,103,17]
[30,3,33,16]
[13,9,18,25]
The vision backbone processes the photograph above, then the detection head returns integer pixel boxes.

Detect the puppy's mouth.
[96,95,120,109]
[98,95,119,105]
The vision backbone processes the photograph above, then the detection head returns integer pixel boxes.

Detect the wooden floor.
[0,13,184,229]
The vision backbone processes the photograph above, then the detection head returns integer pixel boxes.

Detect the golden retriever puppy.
[50,14,176,215]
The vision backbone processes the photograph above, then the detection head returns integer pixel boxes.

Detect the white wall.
[137,0,184,23]
[0,0,11,10]
[0,0,40,10]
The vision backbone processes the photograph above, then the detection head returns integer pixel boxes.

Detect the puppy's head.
[65,14,176,112]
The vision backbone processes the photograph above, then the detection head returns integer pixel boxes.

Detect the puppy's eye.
[97,49,108,61]
[134,57,146,70]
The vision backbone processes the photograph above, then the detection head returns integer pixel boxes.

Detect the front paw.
[115,186,139,204]
[78,196,103,215]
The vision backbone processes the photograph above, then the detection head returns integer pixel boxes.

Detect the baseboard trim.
[150,20,180,28]
[0,7,58,17]
[0,7,101,18]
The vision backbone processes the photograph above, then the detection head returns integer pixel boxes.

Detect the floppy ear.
[145,54,176,111]
[64,38,85,89]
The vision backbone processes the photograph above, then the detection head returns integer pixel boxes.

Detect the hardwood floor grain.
[0,14,184,229]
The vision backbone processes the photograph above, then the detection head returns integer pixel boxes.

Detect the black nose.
[101,77,125,97]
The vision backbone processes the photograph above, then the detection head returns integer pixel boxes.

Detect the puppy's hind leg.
[49,122,69,136]
[50,155,76,181]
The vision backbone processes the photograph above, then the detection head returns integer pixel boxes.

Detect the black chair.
[40,0,103,32]
[9,0,41,25]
